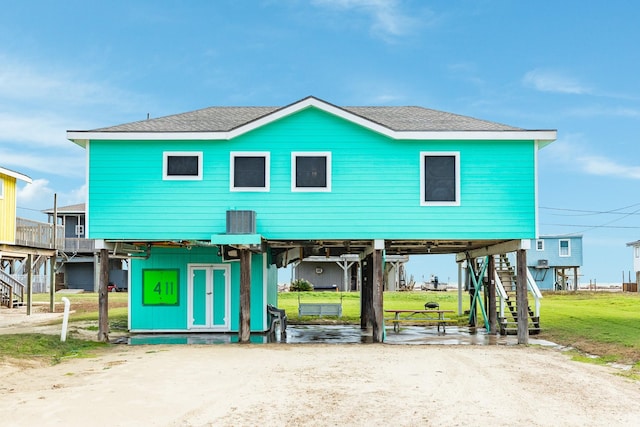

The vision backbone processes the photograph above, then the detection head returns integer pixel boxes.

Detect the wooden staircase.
[0,270,25,308]
[494,254,541,335]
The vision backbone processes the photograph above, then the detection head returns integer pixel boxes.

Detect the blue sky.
[1,1,639,284]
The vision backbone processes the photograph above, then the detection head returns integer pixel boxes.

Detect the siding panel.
[89,108,537,241]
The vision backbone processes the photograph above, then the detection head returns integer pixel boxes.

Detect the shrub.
[290,279,314,292]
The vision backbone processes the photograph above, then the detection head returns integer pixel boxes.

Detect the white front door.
[188,264,230,331]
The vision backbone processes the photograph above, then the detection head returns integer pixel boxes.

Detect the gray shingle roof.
[42,203,86,214]
[91,97,522,133]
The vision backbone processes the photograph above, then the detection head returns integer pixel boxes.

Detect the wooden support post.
[98,248,109,342]
[50,193,57,313]
[516,249,529,345]
[360,254,373,329]
[487,255,497,335]
[372,249,384,342]
[239,249,251,343]
[26,254,33,316]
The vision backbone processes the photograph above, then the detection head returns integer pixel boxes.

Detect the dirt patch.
[0,344,639,426]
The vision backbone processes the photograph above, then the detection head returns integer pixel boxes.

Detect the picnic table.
[384,309,455,333]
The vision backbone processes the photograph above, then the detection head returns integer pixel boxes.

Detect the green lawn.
[538,291,640,364]
[277,290,465,322]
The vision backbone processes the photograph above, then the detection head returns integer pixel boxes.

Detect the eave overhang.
[67,97,557,148]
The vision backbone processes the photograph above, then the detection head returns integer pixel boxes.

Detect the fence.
[15,217,64,249]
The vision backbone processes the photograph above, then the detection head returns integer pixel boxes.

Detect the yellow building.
[0,166,32,244]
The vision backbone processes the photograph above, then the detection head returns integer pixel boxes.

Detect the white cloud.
[16,178,55,205]
[0,54,141,108]
[0,112,78,148]
[311,0,431,39]
[522,69,591,94]
[16,179,86,219]
[579,155,640,179]
[0,146,85,178]
[542,135,640,180]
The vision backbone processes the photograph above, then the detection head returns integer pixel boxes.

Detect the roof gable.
[67,96,556,147]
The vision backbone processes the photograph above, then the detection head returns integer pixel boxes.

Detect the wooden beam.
[98,248,109,342]
[455,239,530,262]
[487,255,497,335]
[372,249,384,342]
[516,249,529,344]
[239,249,251,343]
[50,193,57,313]
[26,254,32,316]
[360,254,373,329]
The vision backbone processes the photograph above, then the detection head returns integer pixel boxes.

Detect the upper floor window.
[559,239,570,257]
[536,240,544,251]
[420,152,460,206]
[231,152,270,192]
[635,246,639,259]
[292,152,331,192]
[0,179,4,199]
[163,152,203,180]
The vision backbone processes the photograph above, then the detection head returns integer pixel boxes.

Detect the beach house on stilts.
[67,96,556,343]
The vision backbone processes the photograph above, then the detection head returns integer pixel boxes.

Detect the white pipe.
[60,297,70,342]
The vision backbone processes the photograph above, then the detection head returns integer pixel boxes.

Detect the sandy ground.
[2,309,640,426]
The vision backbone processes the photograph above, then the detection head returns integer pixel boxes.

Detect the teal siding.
[129,247,270,332]
[89,107,536,241]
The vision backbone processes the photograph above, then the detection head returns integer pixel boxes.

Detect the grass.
[0,334,107,365]
[538,291,640,365]
[278,290,466,323]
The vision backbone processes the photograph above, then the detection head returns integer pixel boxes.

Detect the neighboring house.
[43,203,127,292]
[527,235,583,290]
[625,240,640,285]
[67,96,556,341]
[1,166,59,307]
[293,254,407,291]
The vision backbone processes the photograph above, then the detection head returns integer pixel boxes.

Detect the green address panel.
[143,269,179,305]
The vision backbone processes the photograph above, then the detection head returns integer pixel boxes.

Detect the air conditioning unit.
[537,259,549,268]
[226,210,256,234]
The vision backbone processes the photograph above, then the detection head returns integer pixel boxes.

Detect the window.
[292,152,331,192]
[559,239,570,257]
[536,240,544,251]
[635,246,639,259]
[230,152,270,191]
[420,152,460,206]
[163,152,203,180]
[0,179,3,199]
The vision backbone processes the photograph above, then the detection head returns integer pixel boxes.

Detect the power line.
[540,202,640,216]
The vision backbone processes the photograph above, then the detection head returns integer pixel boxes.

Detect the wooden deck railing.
[63,237,97,253]
[0,270,23,308]
[15,217,64,250]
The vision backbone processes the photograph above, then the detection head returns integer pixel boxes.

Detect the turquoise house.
[67,96,556,342]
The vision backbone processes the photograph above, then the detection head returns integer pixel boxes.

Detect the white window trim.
[536,239,544,251]
[0,179,4,199]
[420,151,460,206]
[291,152,332,192]
[230,151,270,192]
[559,239,571,257]
[163,151,203,181]
[635,246,640,259]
